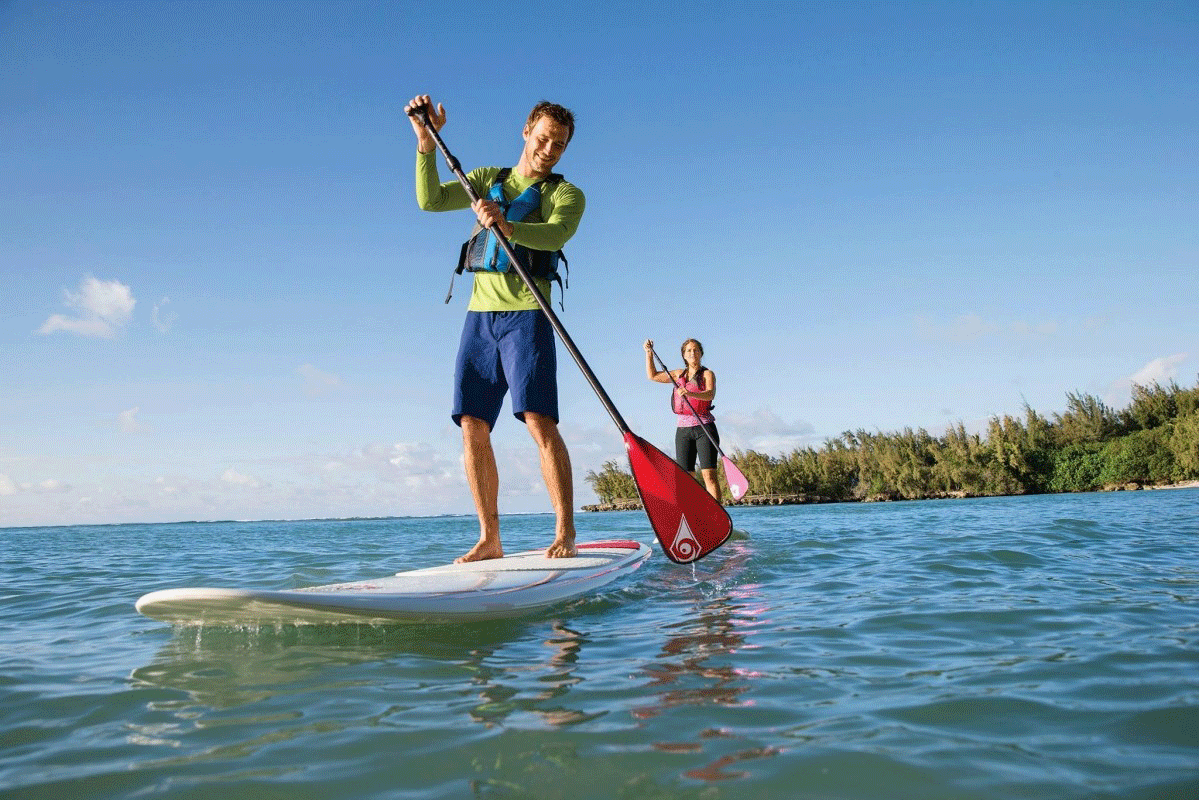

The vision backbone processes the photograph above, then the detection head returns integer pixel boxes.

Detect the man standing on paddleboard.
[404,94,585,563]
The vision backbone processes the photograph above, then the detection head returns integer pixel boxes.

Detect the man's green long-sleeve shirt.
[415,151,586,312]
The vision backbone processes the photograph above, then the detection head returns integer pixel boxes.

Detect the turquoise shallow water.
[2,489,1197,799]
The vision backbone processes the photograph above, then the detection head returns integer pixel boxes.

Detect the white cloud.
[1011,320,1059,337]
[916,314,1058,343]
[221,468,266,489]
[118,407,146,433]
[1128,353,1188,388]
[388,441,446,471]
[152,296,177,332]
[1105,352,1191,407]
[951,314,1002,341]
[38,276,136,338]
[307,440,470,500]
[297,363,342,396]
[324,441,460,489]
[0,474,71,495]
[721,407,818,454]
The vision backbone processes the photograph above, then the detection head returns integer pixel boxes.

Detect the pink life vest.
[671,367,714,426]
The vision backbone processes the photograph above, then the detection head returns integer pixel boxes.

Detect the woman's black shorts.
[675,422,720,471]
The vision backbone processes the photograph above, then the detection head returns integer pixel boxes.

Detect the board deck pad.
[135,540,650,625]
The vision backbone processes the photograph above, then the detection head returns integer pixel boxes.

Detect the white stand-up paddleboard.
[135,539,650,625]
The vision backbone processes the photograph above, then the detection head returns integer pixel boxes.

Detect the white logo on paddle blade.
[670,516,701,563]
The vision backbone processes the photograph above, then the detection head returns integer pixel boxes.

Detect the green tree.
[820,438,858,499]
[978,407,1053,494]
[1048,443,1104,492]
[580,377,1199,512]
[583,460,637,504]
[1126,381,1180,431]
[1169,413,1199,479]
[1053,391,1122,446]
[732,449,777,496]
[936,422,988,494]
[1099,427,1175,485]
[840,430,891,498]
[1177,380,1199,417]
[888,427,937,499]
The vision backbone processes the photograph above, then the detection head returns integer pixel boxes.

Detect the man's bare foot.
[454,539,504,563]
[544,534,576,559]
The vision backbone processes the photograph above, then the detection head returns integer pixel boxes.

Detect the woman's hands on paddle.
[645,339,674,384]
[644,340,697,399]
[404,94,445,154]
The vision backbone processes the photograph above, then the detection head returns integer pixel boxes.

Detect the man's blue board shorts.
[453,310,558,430]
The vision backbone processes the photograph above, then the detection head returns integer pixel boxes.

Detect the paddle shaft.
[410,106,631,434]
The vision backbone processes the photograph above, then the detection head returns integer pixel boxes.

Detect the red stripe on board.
[578,540,641,550]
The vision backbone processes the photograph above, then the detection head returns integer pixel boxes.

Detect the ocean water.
[2,489,1197,800]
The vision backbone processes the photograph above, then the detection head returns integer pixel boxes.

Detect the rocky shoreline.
[581,493,838,512]
[580,480,1199,512]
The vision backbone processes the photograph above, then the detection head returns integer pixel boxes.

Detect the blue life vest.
[446,168,570,306]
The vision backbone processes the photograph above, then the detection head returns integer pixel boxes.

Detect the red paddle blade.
[625,431,731,564]
[722,455,750,501]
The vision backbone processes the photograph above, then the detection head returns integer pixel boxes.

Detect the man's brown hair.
[527,101,575,143]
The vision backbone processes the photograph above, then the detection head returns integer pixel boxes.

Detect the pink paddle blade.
[722,455,749,500]
[624,431,731,563]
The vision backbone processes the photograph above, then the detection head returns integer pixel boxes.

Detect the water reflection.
[635,540,782,781]
[683,742,783,782]
[129,620,529,709]
[128,610,597,743]
[465,620,597,727]
[636,595,753,719]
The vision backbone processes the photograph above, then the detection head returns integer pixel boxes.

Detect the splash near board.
[135,540,650,625]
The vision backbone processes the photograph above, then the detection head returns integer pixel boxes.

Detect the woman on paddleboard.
[644,338,722,500]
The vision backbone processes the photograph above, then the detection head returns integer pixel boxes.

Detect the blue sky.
[2,0,1196,527]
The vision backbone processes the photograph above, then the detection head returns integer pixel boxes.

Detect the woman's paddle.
[408,104,730,564]
[649,345,750,500]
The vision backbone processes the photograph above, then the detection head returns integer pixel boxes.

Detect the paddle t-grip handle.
[407,103,463,174]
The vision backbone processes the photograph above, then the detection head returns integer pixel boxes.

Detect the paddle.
[649,345,750,501]
[408,104,730,564]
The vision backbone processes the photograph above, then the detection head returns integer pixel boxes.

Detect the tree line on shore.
[584,378,1199,506]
